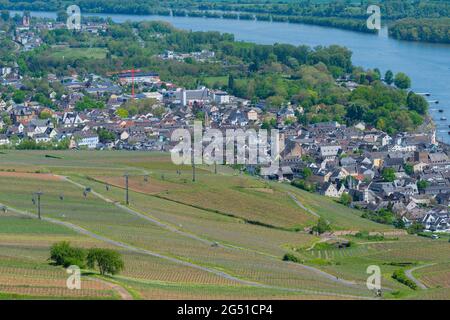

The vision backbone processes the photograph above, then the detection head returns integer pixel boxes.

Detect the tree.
[407,222,424,235]
[403,163,414,176]
[312,217,331,234]
[49,241,86,268]
[227,74,234,92]
[87,248,124,275]
[394,72,411,89]
[340,193,353,206]
[12,90,26,104]
[75,96,105,111]
[302,167,313,179]
[39,111,52,120]
[417,180,428,192]
[384,70,394,85]
[394,218,406,229]
[97,128,116,143]
[116,108,129,119]
[382,167,396,182]
[1,10,9,21]
[407,91,428,115]
[56,10,68,23]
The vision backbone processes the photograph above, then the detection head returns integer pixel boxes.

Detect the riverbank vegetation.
[389,18,450,44]
[4,17,427,134]
[1,1,449,42]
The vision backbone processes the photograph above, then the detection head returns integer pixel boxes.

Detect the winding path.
[64,177,214,246]
[90,277,133,300]
[1,203,255,286]
[405,264,436,290]
[2,201,373,299]
[287,192,320,218]
[65,177,366,289]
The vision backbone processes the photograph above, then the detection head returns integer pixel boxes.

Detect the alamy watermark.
[366,265,382,296]
[170,121,281,170]
[66,5,81,31]
[367,5,381,30]
[66,265,81,290]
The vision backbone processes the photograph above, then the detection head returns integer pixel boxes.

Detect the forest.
[389,18,450,43]
[0,1,449,41]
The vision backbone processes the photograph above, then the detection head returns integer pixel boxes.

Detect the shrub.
[392,269,417,290]
[311,217,332,234]
[407,222,424,234]
[49,241,86,268]
[291,179,316,192]
[282,253,302,263]
[87,248,124,275]
[340,193,352,206]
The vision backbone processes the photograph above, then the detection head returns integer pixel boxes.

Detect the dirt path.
[405,264,436,290]
[2,201,373,299]
[64,177,214,246]
[1,203,254,286]
[90,277,133,300]
[64,177,371,291]
[288,192,320,218]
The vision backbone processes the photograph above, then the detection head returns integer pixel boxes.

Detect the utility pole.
[34,191,43,220]
[131,67,135,99]
[191,146,196,182]
[124,173,129,205]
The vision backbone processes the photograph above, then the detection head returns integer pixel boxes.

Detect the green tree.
[384,70,394,85]
[1,10,9,21]
[340,193,353,206]
[408,222,424,234]
[87,248,124,276]
[116,108,129,119]
[97,128,116,143]
[407,92,428,115]
[227,74,234,92]
[394,72,411,89]
[403,163,414,176]
[12,90,26,104]
[382,168,396,182]
[75,96,105,111]
[49,241,86,268]
[312,217,331,234]
[39,111,52,120]
[302,167,313,179]
[417,180,428,192]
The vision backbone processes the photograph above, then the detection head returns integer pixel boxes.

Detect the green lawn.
[50,47,108,60]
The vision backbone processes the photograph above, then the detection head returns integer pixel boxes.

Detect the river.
[11,10,450,142]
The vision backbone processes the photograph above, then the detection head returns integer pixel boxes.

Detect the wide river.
[13,10,450,142]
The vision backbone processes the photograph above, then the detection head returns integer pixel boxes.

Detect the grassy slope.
[0,150,447,299]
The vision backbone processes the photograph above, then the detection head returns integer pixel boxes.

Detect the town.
[0,12,448,239]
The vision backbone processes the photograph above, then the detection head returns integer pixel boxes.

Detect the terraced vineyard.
[0,150,448,299]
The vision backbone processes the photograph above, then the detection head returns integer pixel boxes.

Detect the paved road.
[405,264,436,290]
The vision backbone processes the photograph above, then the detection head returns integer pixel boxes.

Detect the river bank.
[7,9,450,143]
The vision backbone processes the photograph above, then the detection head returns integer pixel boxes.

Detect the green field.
[49,47,108,60]
[0,150,448,299]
